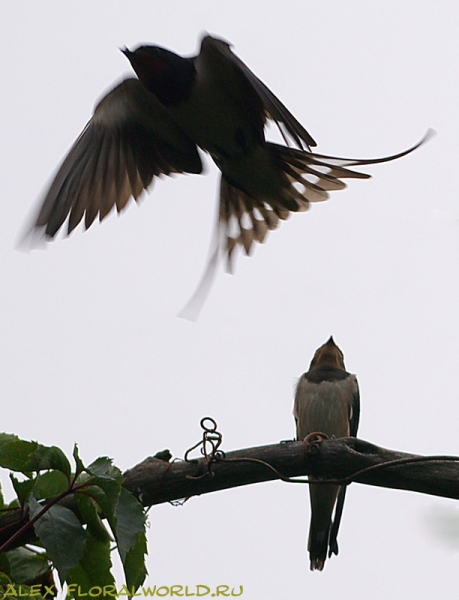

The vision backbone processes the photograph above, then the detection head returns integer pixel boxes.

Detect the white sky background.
[2,0,459,597]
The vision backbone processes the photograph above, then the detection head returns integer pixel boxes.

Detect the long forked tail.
[178,129,433,320]
[221,128,434,268]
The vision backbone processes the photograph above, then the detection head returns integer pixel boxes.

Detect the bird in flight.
[294,337,360,571]
[23,34,430,313]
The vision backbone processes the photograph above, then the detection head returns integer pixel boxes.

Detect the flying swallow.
[23,34,431,301]
[294,336,360,571]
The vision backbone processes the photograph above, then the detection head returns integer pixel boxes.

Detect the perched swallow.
[23,34,430,298]
[294,336,359,571]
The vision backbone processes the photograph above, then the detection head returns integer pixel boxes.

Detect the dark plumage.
[23,34,431,310]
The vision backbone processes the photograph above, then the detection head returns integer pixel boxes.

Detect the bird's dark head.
[199,33,232,54]
[121,44,196,106]
[309,336,345,370]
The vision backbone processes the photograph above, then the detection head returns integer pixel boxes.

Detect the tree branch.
[123,437,459,505]
[2,437,459,549]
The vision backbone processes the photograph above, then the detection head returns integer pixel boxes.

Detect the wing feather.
[202,35,316,150]
[23,78,202,245]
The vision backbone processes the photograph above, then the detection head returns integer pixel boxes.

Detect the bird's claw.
[303,432,330,454]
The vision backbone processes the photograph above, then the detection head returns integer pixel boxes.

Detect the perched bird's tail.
[308,481,341,571]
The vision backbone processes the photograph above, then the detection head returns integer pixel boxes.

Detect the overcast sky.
[2,1,459,598]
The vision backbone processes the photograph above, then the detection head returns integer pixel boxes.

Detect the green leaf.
[66,535,115,599]
[115,488,146,562]
[29,496,87,583]
[124,531,148,592]
[109,488,148,594]
[6,547,49,584]
[0,437,71,477]
[0,481,5,509]
[78,477,121,519]
[10,474,36,506]
[86,457,123,483]
[25,445,71,477]
[0,551,11,577]
[10,471,69,509]
[0,433,20,445]
[33,471,69,500]
[76,484,119,544]
[75,492,112,543]
[0,440,38,471]
[75,457,123,526]
[0,571,12,586]
[72,445,85,477]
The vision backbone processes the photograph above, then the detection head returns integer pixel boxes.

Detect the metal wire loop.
[184,416,225,478]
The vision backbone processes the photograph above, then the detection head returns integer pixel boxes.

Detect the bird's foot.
[303,432,330,454]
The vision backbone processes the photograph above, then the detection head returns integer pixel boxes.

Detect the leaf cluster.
[0,433,147,598]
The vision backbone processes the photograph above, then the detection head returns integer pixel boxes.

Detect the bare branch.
[2,436,458,549]
[123,437,459,505]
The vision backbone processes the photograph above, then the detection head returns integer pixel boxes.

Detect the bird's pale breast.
[294,376,357,441]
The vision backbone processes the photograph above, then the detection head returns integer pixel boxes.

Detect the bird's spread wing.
[202,35,316,150]
[23,78,202,245]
